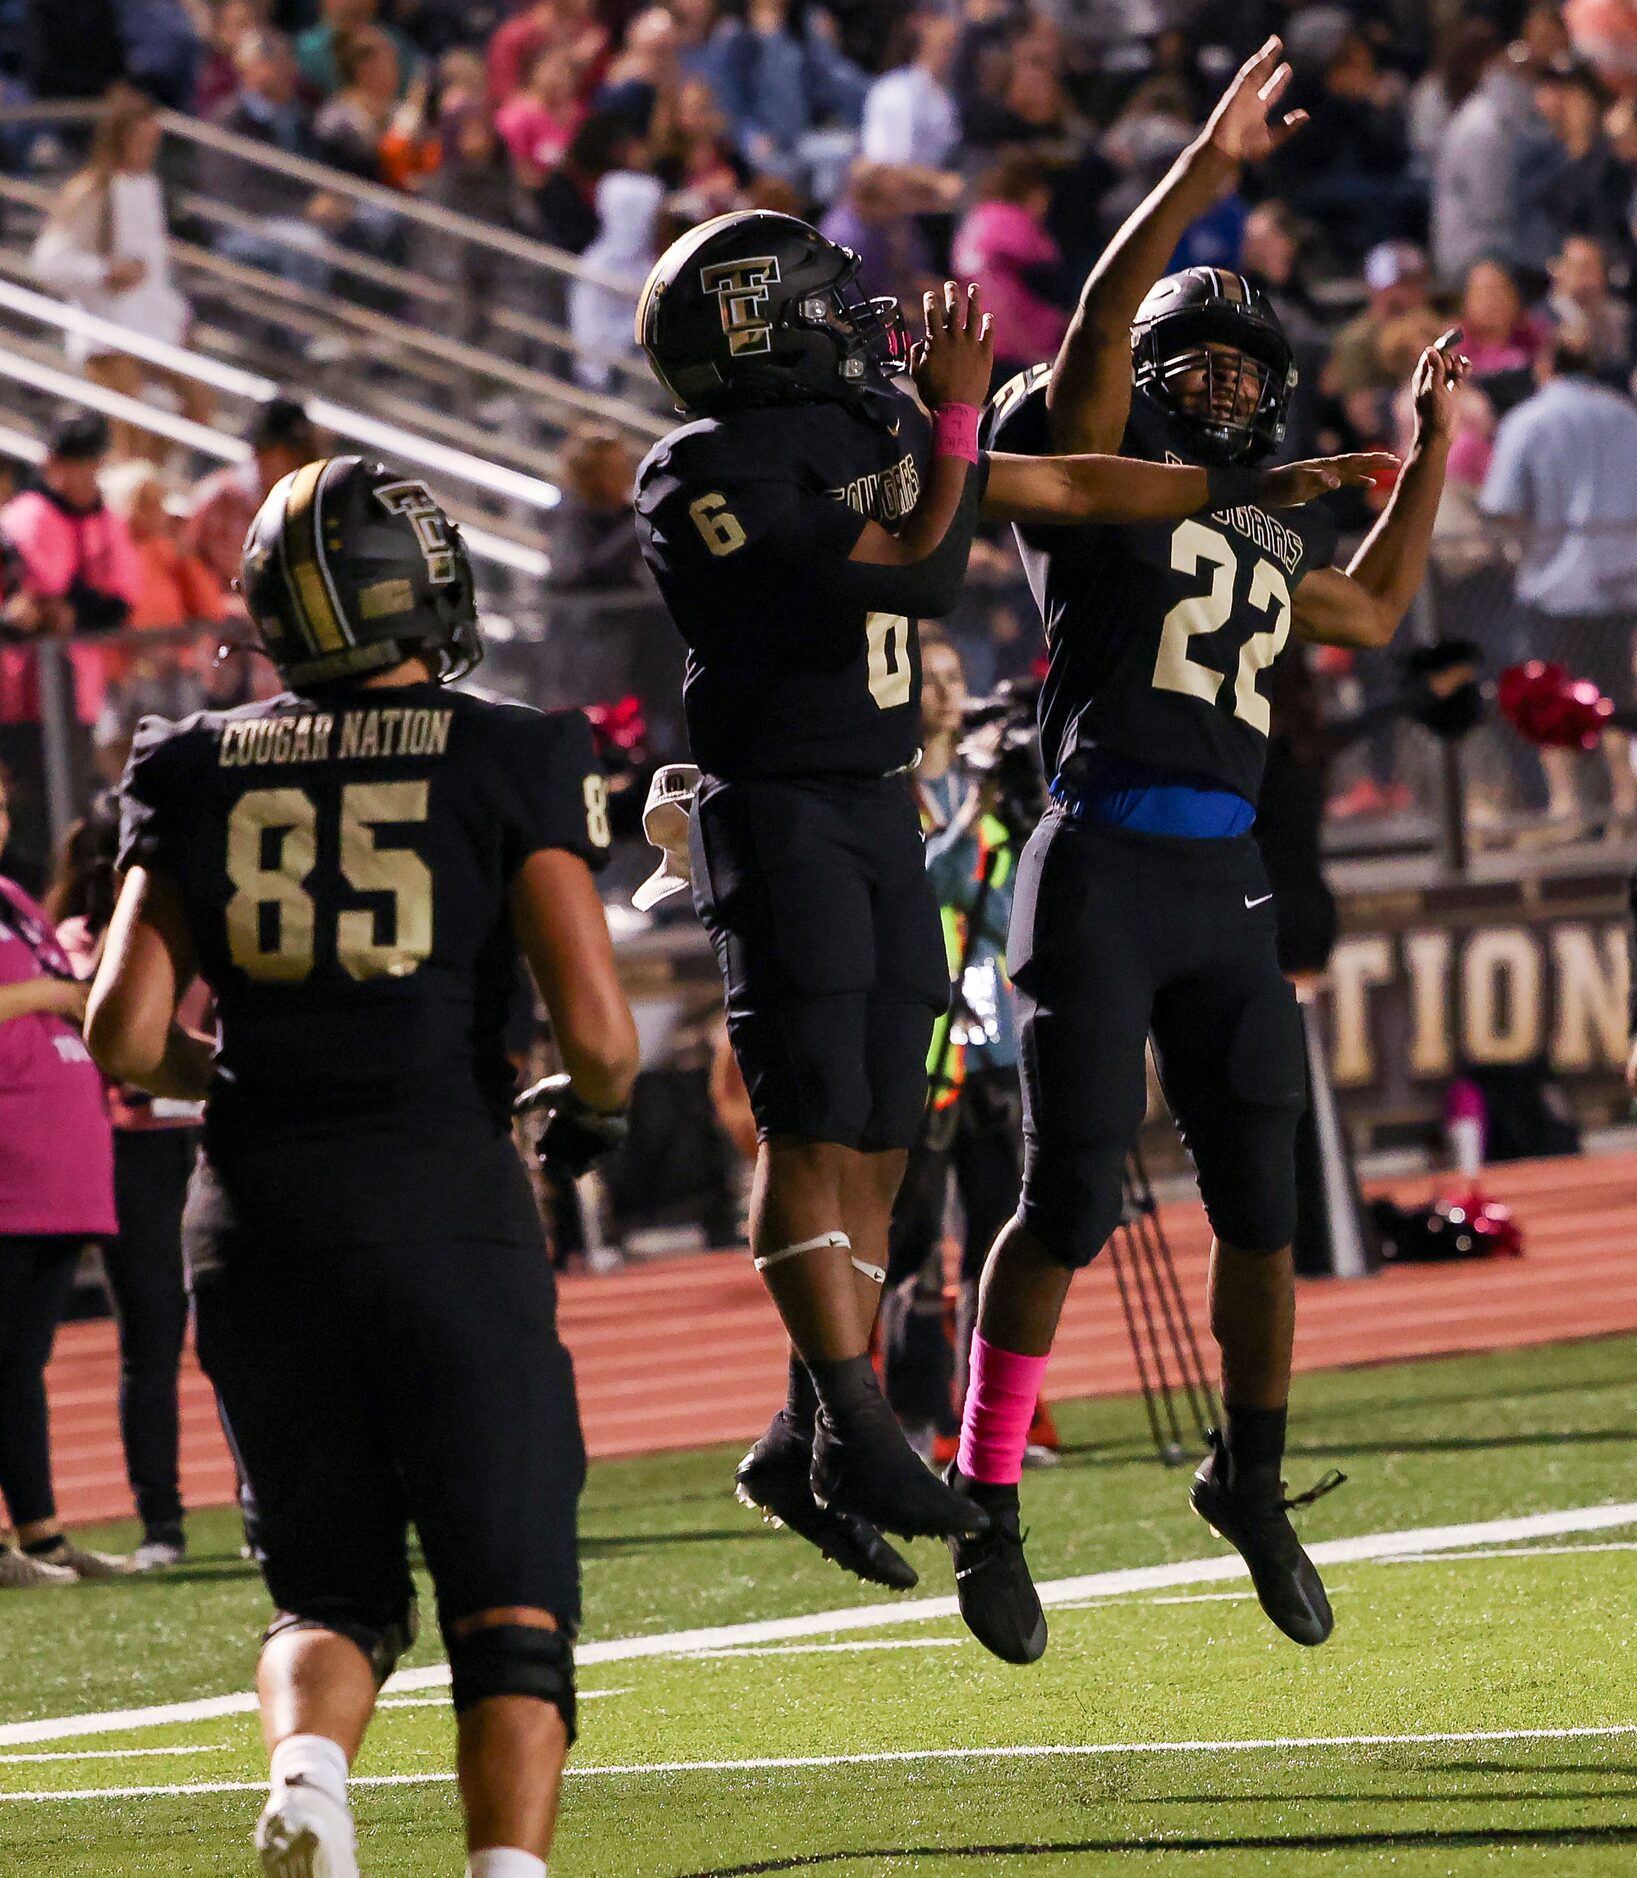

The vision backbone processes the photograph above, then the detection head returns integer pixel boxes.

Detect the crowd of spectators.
[13,4,1637,394]
[2,1,1637,832]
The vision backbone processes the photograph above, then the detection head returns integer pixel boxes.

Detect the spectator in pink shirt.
[951,153,1071,384]
[1459,257,1551,379]
[496,46,588,184]
[0,768,126,1588]
[488,0,607,107]
[0,413,141,887]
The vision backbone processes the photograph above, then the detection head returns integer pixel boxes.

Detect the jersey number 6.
[225,783,433,984]
[1152,519,1292,737]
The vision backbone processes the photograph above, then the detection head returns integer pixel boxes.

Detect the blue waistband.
[1051,759,1256,839]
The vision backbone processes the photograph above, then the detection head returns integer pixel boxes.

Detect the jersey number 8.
[1152,519,1292,737]
[225,783,433,984]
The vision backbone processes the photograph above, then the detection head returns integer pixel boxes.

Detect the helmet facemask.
[793,253,912,388]
[1132,303,1296,465]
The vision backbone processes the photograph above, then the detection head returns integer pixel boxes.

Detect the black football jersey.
[986,367,1339,804]
[118,683,611,1148]
[634,386,933,780]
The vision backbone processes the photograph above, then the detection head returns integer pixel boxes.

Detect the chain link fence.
[1319,521,1637,856]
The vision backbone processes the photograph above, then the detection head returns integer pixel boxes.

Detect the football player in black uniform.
[633,207,1384,1585]
[948,39,1468,1664]
[85,459,638,1878]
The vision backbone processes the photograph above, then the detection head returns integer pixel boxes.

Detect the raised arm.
[1046,38,1307,455]
[843,281,993,588]
[982,450,1399,527]
[1293,335,1469,650]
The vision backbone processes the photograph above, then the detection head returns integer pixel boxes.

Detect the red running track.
[41,1152,1637,1531]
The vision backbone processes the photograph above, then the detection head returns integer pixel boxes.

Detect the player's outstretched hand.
[1259,453,1400,508]
[914,280,994,411]
[1203,36,1308,166]
[1412,328,1471,447]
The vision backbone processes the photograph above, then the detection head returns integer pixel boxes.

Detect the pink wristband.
[932,403,980,465]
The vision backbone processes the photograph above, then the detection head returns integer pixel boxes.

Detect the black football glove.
[515,1073,629,1180]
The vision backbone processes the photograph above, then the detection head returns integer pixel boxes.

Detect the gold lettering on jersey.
[828,451,922,526]
[335,707,453,760]
[1210,505,1304,577]
[219,714,337,768]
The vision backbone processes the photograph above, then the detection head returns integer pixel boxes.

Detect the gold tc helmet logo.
[374,479,457,585]
[700,255,780,357]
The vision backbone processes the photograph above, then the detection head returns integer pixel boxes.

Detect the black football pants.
[186,1136,586,1652]
[689,772,948,1152]
[103,1127,195,1539]
[1009,811,1307,1268]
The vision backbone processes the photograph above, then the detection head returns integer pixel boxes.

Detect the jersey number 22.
[1152,519,1292,736]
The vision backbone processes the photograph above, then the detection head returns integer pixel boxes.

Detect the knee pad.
[447,1624,577,1741]
[1017,1139,1127,1270]
[263,1599,419,1690]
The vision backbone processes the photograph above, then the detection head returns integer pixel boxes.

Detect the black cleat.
[1189,1431,1344,1647]
[945,1464,1047,1665]
[811,1398,990,1542]
[735,1412,919,1590]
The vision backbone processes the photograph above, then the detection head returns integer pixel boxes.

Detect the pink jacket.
[0,878,115,1237]
[0,488,142,726]
[951,201,1069,368]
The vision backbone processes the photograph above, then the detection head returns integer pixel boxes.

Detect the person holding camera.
[882,632,1052,1464]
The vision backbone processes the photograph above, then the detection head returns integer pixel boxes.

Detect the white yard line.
[3,1499,1633,1751]
[688,1640,965,1659]
[1380,1539,1637,1565]
[375,1689,629,1710]
[0,1746,231,1766]
[1145,1591,1259,1606]
[4,1723,1636,1803]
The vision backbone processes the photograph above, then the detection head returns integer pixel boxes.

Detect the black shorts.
[185,1132,585,1650]
[1009,812,1306,1266]
[690,772,948,1152]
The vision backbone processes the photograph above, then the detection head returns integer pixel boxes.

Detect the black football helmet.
[240,456,481,690]
[1131,267,1296,465]
[636,210,911,414]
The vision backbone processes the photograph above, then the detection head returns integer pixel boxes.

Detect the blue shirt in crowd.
[1480,373,1637,618]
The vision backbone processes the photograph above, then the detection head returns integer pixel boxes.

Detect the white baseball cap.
[1365,241,1427,293]
[631,763,701,912]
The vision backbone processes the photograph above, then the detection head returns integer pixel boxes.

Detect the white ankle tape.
[851,1257,886,1284]
[754,1231,851,1272]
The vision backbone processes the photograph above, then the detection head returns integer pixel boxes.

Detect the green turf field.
[4,1334,1636,1876]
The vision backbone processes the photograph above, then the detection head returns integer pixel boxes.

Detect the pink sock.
[957,1334,1049,1485]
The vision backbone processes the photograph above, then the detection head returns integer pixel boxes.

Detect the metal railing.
[0,98,669,421]
[0,383,548,587]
